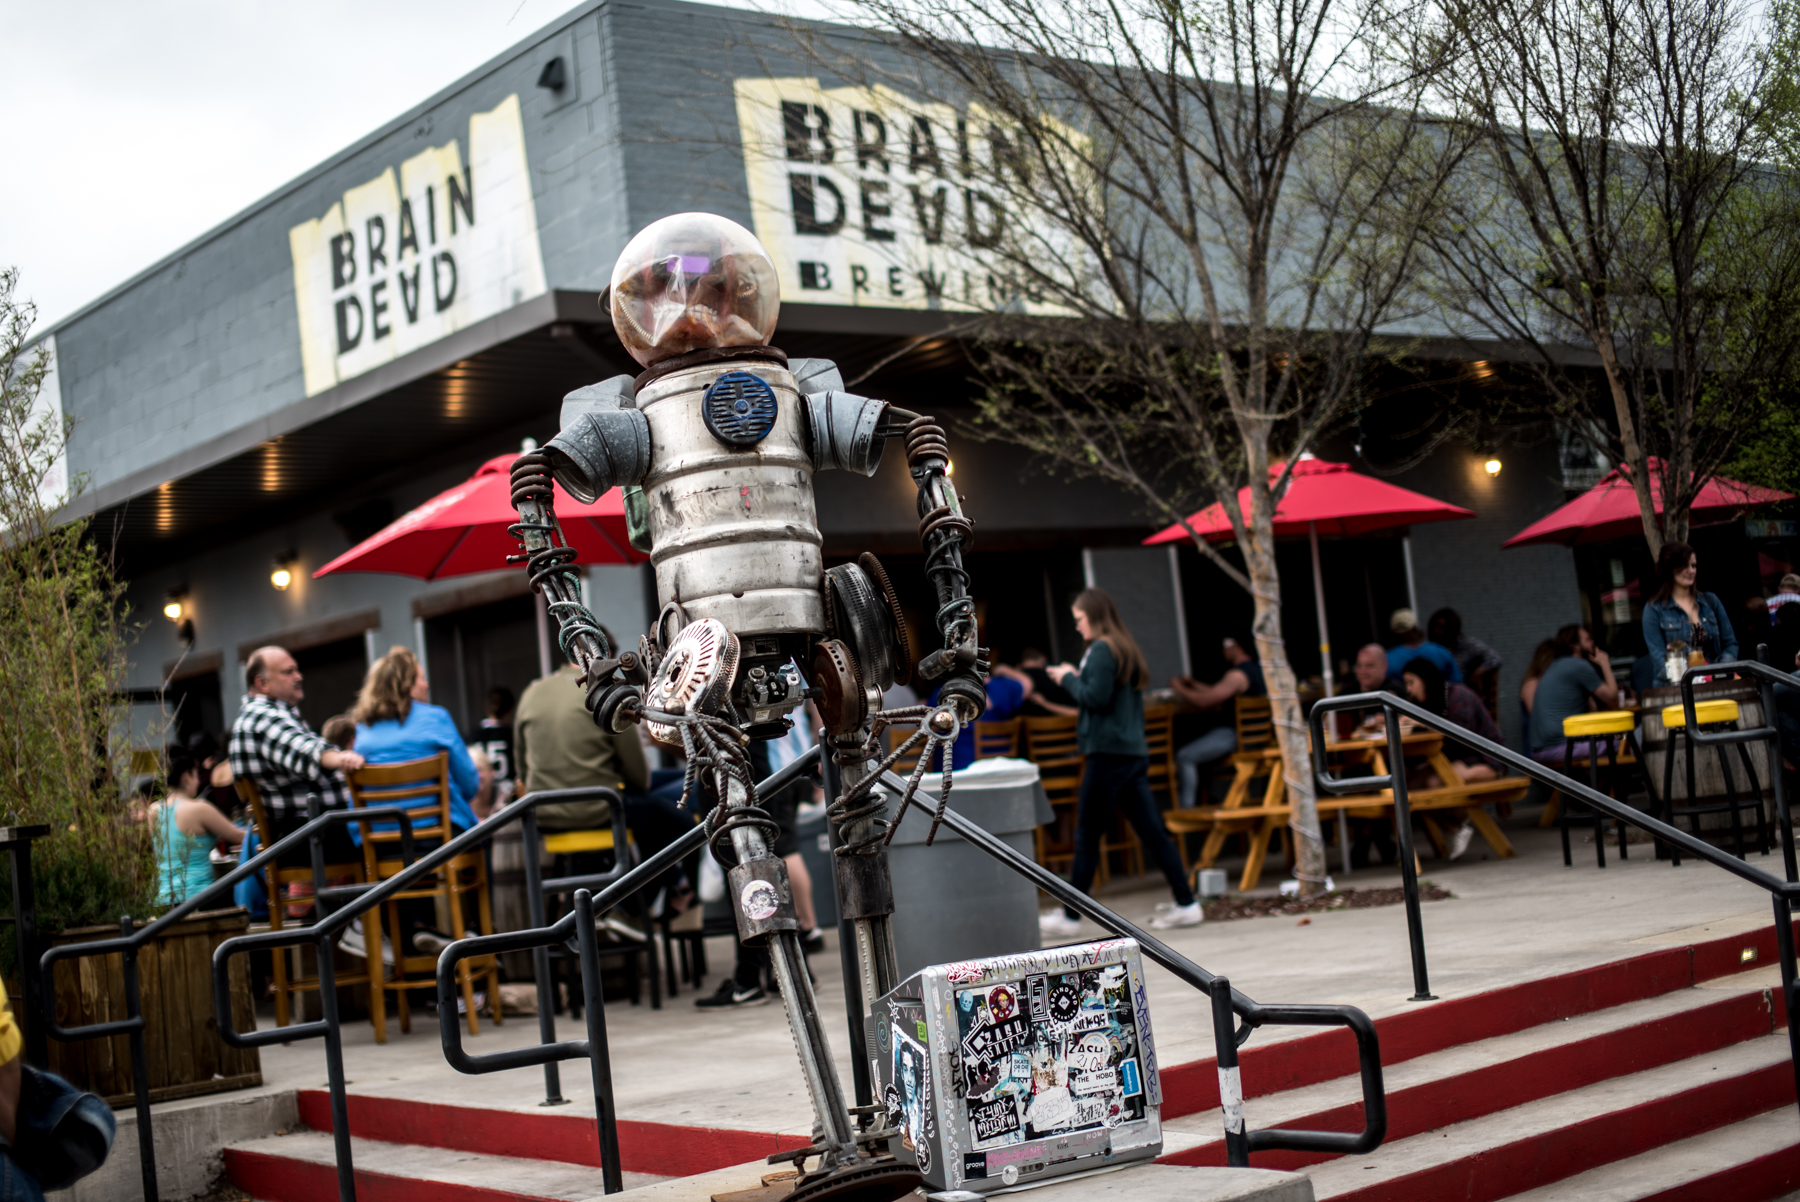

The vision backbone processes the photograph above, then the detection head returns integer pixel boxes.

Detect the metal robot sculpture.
[508,213,988,1201]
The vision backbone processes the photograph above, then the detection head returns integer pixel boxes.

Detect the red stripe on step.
[1160,920,1797,1119]
[1637,1134,1800,1202]
[1163,987,1779,1170]
[1324,1060,1798,1202]
[295,1091,810,1177]
[226,1147,552,1202]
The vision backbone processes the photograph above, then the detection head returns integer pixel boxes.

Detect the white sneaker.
[1148,902,1204,929]
[1448,821,1476,861]
[1038,911,1082,938]
[1278,877,1335,897]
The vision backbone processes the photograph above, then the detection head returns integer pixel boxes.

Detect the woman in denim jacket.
[1641,541,1738,684]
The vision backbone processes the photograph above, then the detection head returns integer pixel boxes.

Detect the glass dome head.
[609,213,781,367]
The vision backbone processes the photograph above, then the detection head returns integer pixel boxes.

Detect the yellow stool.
[542,828,625,856]
[539,826,661,1008]
[1558,711,1640,868]
[1659,700,1767,863]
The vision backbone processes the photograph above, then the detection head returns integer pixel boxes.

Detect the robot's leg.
[720,773,858,1165]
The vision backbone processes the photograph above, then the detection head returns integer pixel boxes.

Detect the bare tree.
[1416,0,1800,555]
[767,0,1459,894]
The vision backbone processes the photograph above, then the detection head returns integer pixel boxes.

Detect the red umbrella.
[1144,456,1474,698]
[314,454,644,581]
[1144,455,1475,545]
[1503,459,1792,548]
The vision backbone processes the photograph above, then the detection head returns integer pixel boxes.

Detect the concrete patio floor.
[230,801,1793,1141]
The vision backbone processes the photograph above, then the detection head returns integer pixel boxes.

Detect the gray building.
[34,0,1582,749]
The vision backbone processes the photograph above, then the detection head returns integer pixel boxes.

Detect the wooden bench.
[1173,775,1530,892]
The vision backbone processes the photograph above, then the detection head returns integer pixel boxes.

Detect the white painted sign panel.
[289,95,548,397]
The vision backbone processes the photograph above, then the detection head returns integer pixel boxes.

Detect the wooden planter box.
[46,906,261,1108]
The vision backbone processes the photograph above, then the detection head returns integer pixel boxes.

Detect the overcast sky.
[0,0,634,334]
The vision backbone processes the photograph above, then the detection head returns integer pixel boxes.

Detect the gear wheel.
[857,553,913,688]
[812,638,866,736]
[784,1161,923,1202]
[825,563,895,693]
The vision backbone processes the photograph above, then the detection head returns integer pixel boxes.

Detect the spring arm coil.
[508,452,613,666]
[904,417,977,654]
[648,707,779,868]
[829,705,962,851]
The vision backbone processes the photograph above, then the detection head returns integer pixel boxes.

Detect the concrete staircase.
[226,922,1800,1201]
[1161,922,1800,1199]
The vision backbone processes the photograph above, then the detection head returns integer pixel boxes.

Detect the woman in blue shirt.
[1040,589,1200,936]
[1641,542,1738,684]
[352,647,480,837]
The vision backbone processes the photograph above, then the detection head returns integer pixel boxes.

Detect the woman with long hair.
[1642,541,1739,683]
[351,646,481,837]
[1040,589,1201,934]
[151,754,245,906]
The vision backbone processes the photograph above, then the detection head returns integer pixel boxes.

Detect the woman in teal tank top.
[153,757,246,907]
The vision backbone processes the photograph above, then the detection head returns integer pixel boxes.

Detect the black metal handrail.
[37,803,420,1202]
[1310,670,1800,1126]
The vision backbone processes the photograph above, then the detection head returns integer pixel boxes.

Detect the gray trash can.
[881,758,1053,981]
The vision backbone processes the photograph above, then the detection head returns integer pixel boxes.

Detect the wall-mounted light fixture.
[271,554,297,591]
[1483,455,1503,477]
[164,588,194,646]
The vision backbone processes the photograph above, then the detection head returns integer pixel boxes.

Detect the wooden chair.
[539,824,660,1010]
[346,754,501,1038]
[1234,696,1276,753]
[974,717,1022,759]
[1023,716,1083,877]
[1144,704,1178,808]
[234,778,380,1036]
[887,725,925,774]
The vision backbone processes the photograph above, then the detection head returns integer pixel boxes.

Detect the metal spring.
[903,415,949,472]
[508,452,611,661]
[666,710,778,867]
[828,706,961,852]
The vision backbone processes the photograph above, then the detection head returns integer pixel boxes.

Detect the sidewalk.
[232,807,1790,1139]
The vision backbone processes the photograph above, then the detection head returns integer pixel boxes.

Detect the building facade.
[37,0,1588,749]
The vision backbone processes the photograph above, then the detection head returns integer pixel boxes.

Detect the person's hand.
[1591,647,1612,671]
[1046,663,1076,684]
[322,748,365,772]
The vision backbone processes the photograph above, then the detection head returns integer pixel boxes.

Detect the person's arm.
[992,664,1034,694]
[512,715,531,799]
[1588,653,1619,709]
[0,979,22,1146]
[1179,670,1249,711]
[434,710,481,802]
[194,801,247,846]
[985,676,1027,720]
[1520,676,1540,712]
[1709,594,1740,663]
[1643,603,1670,682]
[1059,643,1118,709]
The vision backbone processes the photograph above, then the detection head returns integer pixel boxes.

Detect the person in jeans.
[1168,636,1267,807]
[1039,589,1200,935]
[1527,625,1620,763]
[1642,541,1739,684]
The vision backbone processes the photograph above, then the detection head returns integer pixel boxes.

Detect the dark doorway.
[166,671,224,745]
[294,637,370,732]
[424,594,541,737]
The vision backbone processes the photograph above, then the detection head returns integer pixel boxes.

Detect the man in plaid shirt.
[229,646,365,866]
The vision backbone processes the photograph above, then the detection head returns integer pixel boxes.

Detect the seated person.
[351,647,480,838]
[516,652,693,904]
[153,754,246,905]
[1168,636,1266,807]
[1400,659,1501,860]
[1526,625,1619,763]
[1428,608,1501,699]
[1387,608,1462,683]
[1343,643,1407,735]
[1009,648,1077,717]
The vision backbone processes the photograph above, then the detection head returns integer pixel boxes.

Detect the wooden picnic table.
[1164,726,1527,892]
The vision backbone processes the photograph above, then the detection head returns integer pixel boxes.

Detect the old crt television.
[870,939,1163,1193]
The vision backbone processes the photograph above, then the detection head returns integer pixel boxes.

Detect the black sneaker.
[800,927,827,955]
[695,978,770,1009]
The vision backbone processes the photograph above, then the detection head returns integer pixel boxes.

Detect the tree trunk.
[1593,337,1662,558]
[1243,532,1329,897]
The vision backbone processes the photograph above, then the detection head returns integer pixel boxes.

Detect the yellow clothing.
[0,976,23,1065]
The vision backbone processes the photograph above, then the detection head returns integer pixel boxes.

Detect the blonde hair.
[1073,588,1149,689]
[351,646,420,726]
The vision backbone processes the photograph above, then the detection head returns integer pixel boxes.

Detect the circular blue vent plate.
[702,371,778,447]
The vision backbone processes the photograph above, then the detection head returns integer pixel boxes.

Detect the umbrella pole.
[535,590,555,678]
[1402,534,1420,616]
[1310,522,1335,699]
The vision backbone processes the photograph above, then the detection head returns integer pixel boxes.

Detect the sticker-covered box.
[870,939,1163,1193]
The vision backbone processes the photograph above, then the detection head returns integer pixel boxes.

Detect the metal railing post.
[1756,646,1798,882]
[315,925,356,1202]
[521,807,566,1106]
[574,889,623,1194]
[1382,703,1435,1001]
[1776,893,1800,1126]
[1209,975,1249,1168]
[121,916,158,1202]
